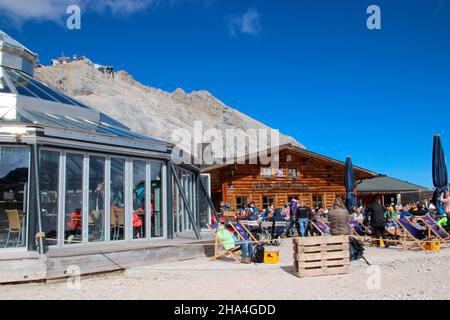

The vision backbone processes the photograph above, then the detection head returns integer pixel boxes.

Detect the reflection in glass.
[39,150,60,246]
[0,69,11,93]
[88,156,105,242]
[151,162,163,237]
[64,153,84,245]
[172,178,179,234]
[0,146,29,248]
[199,174,211,229]
[132,160,146,239]
[110,158,125,241]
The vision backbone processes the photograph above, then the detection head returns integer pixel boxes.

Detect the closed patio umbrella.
[432,134,448,208]
[345,156,356,211]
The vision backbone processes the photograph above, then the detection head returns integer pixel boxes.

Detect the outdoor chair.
[419,215,450,248]
[310,220,330,236]
[272,221,288,238]
[394,217,436,251]
[259,221,273,243]
[230,222,258,243]
[117,209,125,239]
[89,210,104,240]
[110,208,125,240]
[5,209,22,248]
[348,221,372,243]
[349,221,366,236]
[110,211,118,240]
[207,223,241,263]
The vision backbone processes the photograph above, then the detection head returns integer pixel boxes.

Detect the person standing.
[352,207,364,224]
[296,202,311,237]
[328,198,351,236]
[440,192,450,214]
[281,202,291,220]
[285,198,298,237]
[367,198,389,247]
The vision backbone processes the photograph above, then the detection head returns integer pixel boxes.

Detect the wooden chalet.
[200,144,378,210]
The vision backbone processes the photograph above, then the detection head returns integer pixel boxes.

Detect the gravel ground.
[1,240,450,300]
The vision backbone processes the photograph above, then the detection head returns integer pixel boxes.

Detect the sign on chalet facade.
[252,183,310,191]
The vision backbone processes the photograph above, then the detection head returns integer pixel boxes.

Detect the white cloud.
[0,0,169,25]
[226,8,261,36]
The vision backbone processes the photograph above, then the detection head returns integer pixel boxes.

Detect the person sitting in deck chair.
[328,198,366,262]
[216,223,253,264]
[437,214,449,232]
[328,198,351,236]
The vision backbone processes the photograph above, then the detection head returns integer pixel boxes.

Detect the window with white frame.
[288,168,297,179]
[261,167,272,178]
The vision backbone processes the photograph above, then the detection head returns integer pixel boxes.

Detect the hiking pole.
[361,255,371,266]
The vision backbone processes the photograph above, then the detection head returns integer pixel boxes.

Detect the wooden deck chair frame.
[310,220,329,236]
[358,222,371,234]
[207,224,241,263]
[230,222,258,243]
[394,217,435,252]
[348,222,372,243]
[418,216,450,248]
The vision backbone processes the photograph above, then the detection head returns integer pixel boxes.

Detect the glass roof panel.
[102,124,154,141]
[0,108,30,122]
[17,70,91,109]
[17,70,77,106]
[5,68,59,102]
[1,66,164,146]
[21,110,70,128]
[22,110,135,137]
[0,69,10,93]
[6,73,36,98]
[99,113,129,130]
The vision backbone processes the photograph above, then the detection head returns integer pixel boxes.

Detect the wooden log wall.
[206,149,368,210]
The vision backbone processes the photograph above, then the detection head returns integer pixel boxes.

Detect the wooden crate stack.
[293,235,350,277]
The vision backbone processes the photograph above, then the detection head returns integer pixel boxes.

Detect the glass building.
[0,30,210,253]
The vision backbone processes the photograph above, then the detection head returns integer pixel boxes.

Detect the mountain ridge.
[35,59,304,154]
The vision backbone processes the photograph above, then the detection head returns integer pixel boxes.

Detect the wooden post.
[221,170,228,203]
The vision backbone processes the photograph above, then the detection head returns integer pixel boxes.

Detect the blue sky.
[1,0,449,188]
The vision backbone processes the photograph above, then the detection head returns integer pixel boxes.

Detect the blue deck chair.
[310,220,330,236]
[230,222,258,243]
[349,221,366,236]
[420,215,450,247]
[207,223,241,263]
[395,218,435,251]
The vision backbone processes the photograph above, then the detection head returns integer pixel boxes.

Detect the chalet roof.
[199,143,379,179]
[356,176,429,193]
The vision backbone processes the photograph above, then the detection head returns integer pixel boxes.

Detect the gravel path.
[1,240,449,300]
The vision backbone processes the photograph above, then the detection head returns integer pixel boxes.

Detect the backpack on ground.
[252,244,265,263]
[349,236,365,261]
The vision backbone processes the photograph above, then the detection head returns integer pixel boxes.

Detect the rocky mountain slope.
[35,59,303,154]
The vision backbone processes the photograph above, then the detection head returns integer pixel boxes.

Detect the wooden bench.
[293,235,350,277]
